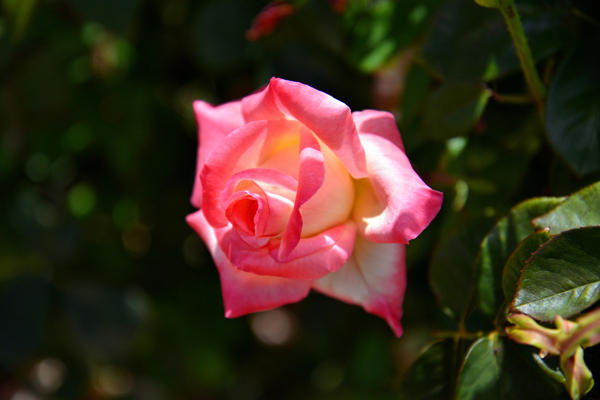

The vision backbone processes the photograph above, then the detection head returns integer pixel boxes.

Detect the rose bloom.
[186,78,443,336]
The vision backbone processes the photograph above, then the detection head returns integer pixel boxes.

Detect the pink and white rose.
[186,78,443,336]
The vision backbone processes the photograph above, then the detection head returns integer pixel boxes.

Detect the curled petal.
[191,100,245,208]
[224,185,295,243]
[225,191,264,235]
[186,210,311,318]
[228,221,357,280]
[353,133,443,244]
[352,110,404,151]
[242,77,369,179]
[312,236,406,337]
[278,130,325,261]
[221,168,298,209]
[201,120,301,228]
[300,140,355,238]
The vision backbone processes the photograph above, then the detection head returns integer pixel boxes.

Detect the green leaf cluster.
[407,181,600,399]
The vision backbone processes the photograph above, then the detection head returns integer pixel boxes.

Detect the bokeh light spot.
[63,122,93,152]
[122,223,151,256]
[10,389,42,400]
[250,308,296,346]
[311,360,344,392]
[30,358,66,394]
[408,5,428,25]
[67,183,97,217]
[92,365,133,397]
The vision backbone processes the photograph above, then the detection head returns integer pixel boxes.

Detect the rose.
[186,78,443,336]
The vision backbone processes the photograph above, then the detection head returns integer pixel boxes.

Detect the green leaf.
[533,181,600,235]
[545,44,600,176]
[512,227,600,321]
[502,229,552,304]
[422,82,492,141]
[475,197,565,318]
[456,335,568,400]
[421,0,566,81]
[345,0,442,72]
[456,336,503,400]
[431,222,493,321]
[399,339,454,400]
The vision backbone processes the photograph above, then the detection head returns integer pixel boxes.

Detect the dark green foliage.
[456,336,567,400]
[546,42,600,176]
[1,0,599,398]
[475,197,564,318]
[513,227,600,321]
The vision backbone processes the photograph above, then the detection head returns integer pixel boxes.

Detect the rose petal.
[228,221,357,280]
[298,140,355,238]
[312,236,406,337]
[220,168,298,210]
[352,110,404,151]
[186,210,311,318]
[242,77,369,179]
[278,129,325,261]
[191,100,245,208]
[353,133,443,244]
[201,119,301,228]
[224,184,295,242]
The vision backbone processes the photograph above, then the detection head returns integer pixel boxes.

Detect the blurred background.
[0,0,597,399]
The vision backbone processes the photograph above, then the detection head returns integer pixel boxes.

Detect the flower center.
[229,197,259,234]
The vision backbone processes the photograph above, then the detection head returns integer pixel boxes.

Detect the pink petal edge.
[353,132,443,244]
[352,109,404,152]
[242,77,369,179]
[227,220,357,281]
[191,100,245,208]
[186,210,311,318]
[201,119,302,228]
[278,129,325,261]
[312,236,406,337]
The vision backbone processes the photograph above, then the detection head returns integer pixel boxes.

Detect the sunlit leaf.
[513,227,600,321]
[456,335,567,400]
[502,229,551,304]
[475,197,565,318]
[533,181,600,235]
[345,0,443,72]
